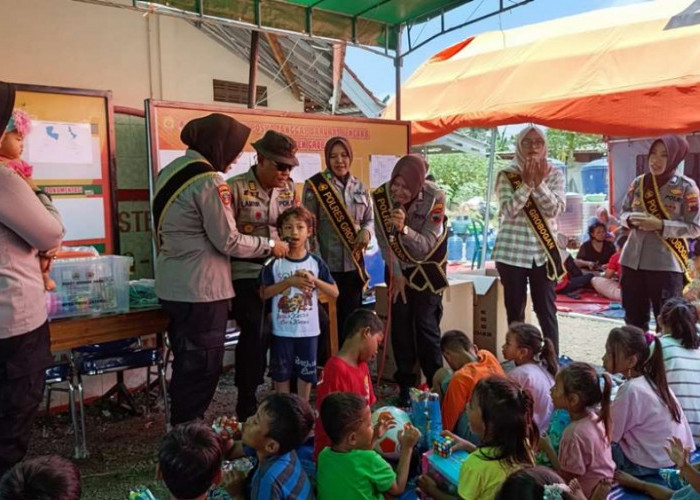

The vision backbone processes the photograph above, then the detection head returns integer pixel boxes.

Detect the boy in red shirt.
[313,309,384,460]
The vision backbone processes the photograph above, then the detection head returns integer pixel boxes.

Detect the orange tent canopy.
[383,0,700,144]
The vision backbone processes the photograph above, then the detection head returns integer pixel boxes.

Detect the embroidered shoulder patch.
[430,202,445,223]
[217,184,232,206]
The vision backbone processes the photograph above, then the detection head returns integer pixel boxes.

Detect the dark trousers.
[496,261,560,354]
[0,322,52,477]
[161,299,228,425]
[621,267,684,331]
[231,279,269,420]
[390,271,444,389]
[331,271,365,345]
[557,274,594,294]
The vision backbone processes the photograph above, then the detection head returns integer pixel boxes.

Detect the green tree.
[546,129,605,165]
[427,153,509,209]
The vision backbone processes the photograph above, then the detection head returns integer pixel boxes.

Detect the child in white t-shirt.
[260,206,338,401]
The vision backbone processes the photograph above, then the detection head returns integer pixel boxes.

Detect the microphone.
[389,203,404,242]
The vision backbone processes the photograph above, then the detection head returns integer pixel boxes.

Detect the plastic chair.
[72,338,170,456]
[469,219,493,269]
[45,361,84,458]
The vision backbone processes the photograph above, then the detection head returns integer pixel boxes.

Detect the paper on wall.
[24,121,93,166]
[292,152,322,183]
[370,155,398,188]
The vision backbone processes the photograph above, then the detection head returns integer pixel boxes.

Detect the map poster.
[24,121,94,166]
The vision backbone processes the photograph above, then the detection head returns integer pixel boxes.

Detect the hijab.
[513,125,548,171]
[391,154,427,201]
[650,135,688,187]
[324,136,353,176]
[180,113,251,172]
[0,81,16,137]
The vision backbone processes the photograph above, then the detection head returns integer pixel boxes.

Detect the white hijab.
[512,125,549,171]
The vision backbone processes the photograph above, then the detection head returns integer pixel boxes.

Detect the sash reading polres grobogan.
[503,171,564,280]
[306,172,370,284]
[152,159,219,251]
[372,183,449,293]
[640,173,691,286]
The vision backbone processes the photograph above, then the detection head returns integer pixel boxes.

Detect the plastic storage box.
[46,255,132,319]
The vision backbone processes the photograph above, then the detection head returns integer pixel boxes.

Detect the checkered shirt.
[492,166,566,269]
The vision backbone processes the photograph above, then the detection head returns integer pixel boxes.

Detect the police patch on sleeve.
[686,191,699,212]
[430,202,445,223]
[217,184,232,206]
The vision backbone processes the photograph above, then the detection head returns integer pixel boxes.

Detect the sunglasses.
[273,161,295,172]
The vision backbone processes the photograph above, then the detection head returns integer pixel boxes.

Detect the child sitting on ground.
[501,322,558,432]
[658,297,700,447]
[604,326,695,476]
[316,392,421,500]
[591,234,627,301]
[0,455,81,500]
[231,393,315,500]
[313,308,384,460]
[432,330,503,439]
[155,422,230,500]
[418,375,538,500]
[495,466,602,500]
[616,436,700,500]
[260,206,338,401]
[540,362,616,499]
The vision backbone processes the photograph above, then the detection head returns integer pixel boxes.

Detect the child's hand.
[287,274,314,292]
[398,423,421,449]
[665,436,691,468]
[417,474,439,497]
[373,415,396,442]
[441,430,473,452]
[221,469,247,499]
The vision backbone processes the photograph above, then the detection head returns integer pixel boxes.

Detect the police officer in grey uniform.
[620,134,700,331]
[153,114,288,425]
[0,81,65,475]
[373,155,448,406]
[228,130,298,419]
[302,136,373,343]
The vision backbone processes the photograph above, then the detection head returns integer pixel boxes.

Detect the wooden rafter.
[264,33,303,102]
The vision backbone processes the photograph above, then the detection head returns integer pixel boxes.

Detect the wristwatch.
[401,225,409,236]
[268,238,276,248]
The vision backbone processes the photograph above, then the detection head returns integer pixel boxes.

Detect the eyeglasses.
[522,139,545,148]
[274,162,295,172]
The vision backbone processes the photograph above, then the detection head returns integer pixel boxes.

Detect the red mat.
[555,289,611,314]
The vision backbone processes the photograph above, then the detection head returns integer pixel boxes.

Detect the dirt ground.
[24,312,621,499]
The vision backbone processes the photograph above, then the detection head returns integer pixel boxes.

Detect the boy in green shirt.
[316,392,421,500]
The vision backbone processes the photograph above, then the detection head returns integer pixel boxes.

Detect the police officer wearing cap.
[0,81,65,475]
[373,154,448,407]
[228,130,298,419]
[153,114,289,426]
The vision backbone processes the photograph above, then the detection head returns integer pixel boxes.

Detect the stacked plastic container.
[45,255,132,319]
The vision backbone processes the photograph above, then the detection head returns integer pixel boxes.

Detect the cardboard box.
[374,278,475,381]
[452,269,531,361]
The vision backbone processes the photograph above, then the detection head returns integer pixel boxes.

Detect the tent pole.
[394,26,402,120]
[480,127,498,268]
[248,30,260,108]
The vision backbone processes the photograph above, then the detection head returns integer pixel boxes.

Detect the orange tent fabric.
[383,0,700,144]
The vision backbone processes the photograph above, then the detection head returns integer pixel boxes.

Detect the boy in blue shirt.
[260,206,338,401]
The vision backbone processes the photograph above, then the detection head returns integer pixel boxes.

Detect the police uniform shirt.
[154,151,271,303]
[376,181,446,278]
[228,165,297,280]
[620,174,700,273]
[302,171,374,273]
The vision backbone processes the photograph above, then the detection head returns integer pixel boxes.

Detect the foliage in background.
[546,129,605,165]
[427,152,509,211]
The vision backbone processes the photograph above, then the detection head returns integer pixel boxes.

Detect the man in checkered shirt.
[493,126,566,353]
